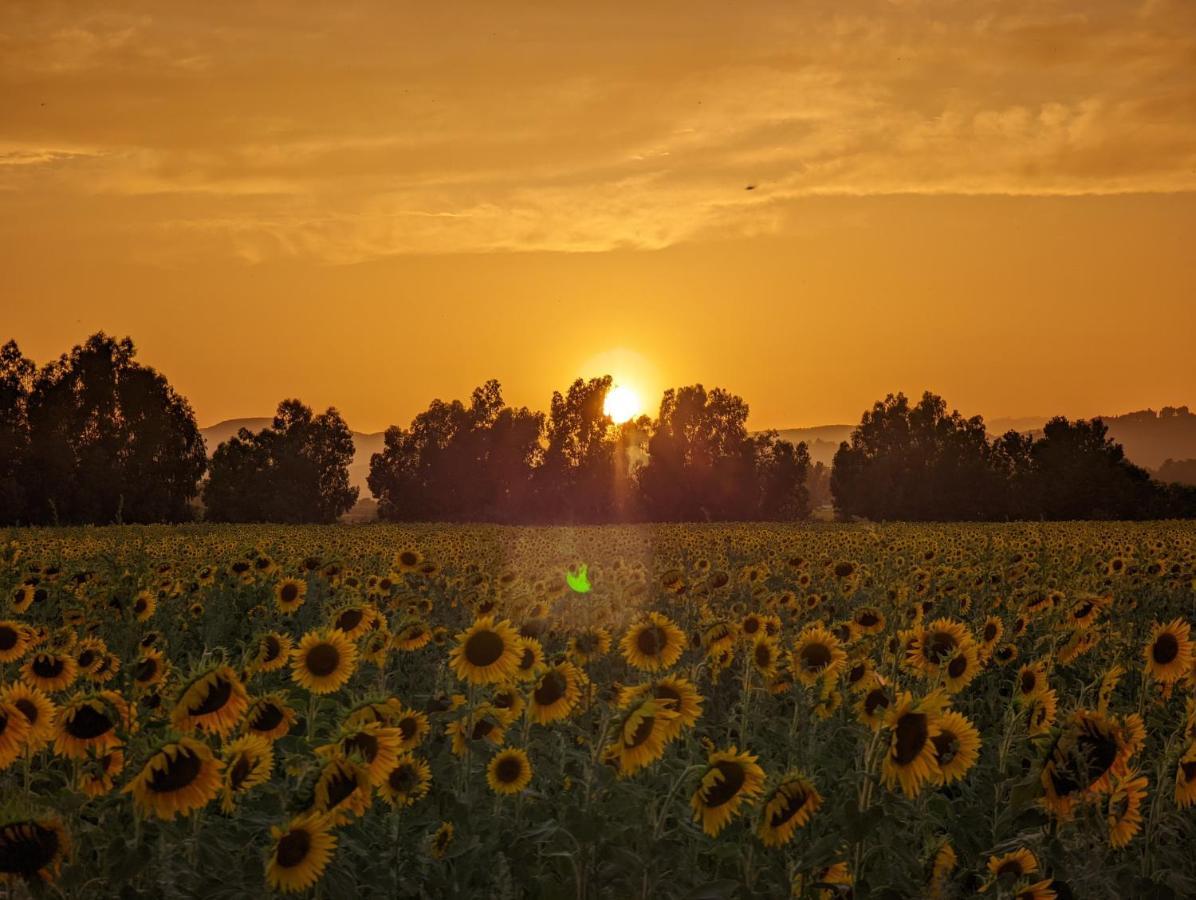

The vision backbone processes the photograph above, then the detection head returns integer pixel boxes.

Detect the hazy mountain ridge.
[201,406,1196,493]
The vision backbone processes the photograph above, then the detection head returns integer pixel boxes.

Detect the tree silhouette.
[204,399,358,523]
[535,376,622,522]
[369,380,542,522]
[0,341,35,523]
[20,333,206,524]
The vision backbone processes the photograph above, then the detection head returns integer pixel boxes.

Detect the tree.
[831,392,1000,521]
[21,333,206,524]
[0,341,35,523]
[204,399,358,523]
[535,376,622,522]
[369,381,542,522]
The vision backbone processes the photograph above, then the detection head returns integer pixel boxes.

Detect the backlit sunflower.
[1,683,57,752]
[320,722,402,786]
[606,697,679,777]
[490,684,526,724]
[132,590,156,622]
[54,693,128,760]
[266,811,337,895]
[78,747,125,798]
[908,619,973,674]
[1144,619,1192,684]
[378,752,432,808]
[931,710,981,784]
[621,612,686,672]
[792,625,847,686]
[487,747,533,795]
[0,817,70,884]
[1041,711,1129,818]
[0,620,29,663]
[449,617,522,686]
[392,707,430,751]
[882,691,947,797]
[291,629,358,694]
[690,746,765,837]
[855,679,893,730]
[750,637,781,678]
[329,604,375,641]
[756,772,821,847]
[21,651,78,694]
[124,737,223,820]
[244,694,297,741]
[942,645,980,694]
[392,619,433,651]
[1106,770,1148,848]
[568,627,612,664]
[171,665,249,737]
[274,578,306,613]
[1015,662,1049,705]
[220,734,274,813]
[528,662,582,725]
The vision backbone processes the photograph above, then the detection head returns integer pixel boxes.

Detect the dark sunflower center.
[1020,671,1037,694]
[495,756,524,783]
[251,704,284,732]
[135,658,158,682]
[336,609,364,631]
[66,703,114,739]
[305,644,341,677]
[0,822,60,876]
[1181,761,1196,781]
[275,829,312,869]
[31,656,65,678]
[996,860,1024,877]
[858,612,878,627]
[983,623,998,641]
[398,717,418,740]
[947,656,968,679]
[344,732,379,763]
[702,761,747,808]
[400,551,418,566]
[77,649,96,668]
[389,764,418,792]
[15,698,38,724]
[464,630,505,667]
[323,769,358,808]
[635,626,666,657]
[799,643,832,671]
[768,787,807,828]
[925,633,956,663]
[148,747,202,793]
[893,711,929,765]
[864,688,889,716]
[754,644,773,667]
[279,583,299,603]
[932,731,959,764]
[1152,633,1180,665]
[534,671,568,706]
[190,677,233,716]
[0,626,17,650]
[624,713,656,749]
[470,718,494,740]
[230,754,254,791]
[261,637,282,661]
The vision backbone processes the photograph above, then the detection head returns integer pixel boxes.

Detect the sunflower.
[0,683,56,752]
[329,604,375,641]
[0,620,29,663]
[378,752,432,808]
[636,676,704,740]
[1025,689,1059,737]
[606,697,679,777]
[690,746,765,837]
[1144,619,1192,684]
[69,735,122,793]
[986,848,1039,885]
[54,693,128,760]
[291,629,358,695]
[21,651,78,694]
[266,811,337,895]
[124,737,223,820]
[312,755,373,823]
[132,648,168,691]
[274,578,307,613]
[1013,881,1057,900]
[1015,663,1049,705]
[490,684,526,724]
[511,636,544,681]
[792,625,846,686]
[393,707,430,751]
[621,613,686,672]
[1175,742,1196,808]
[528,662,582,725]
[0,817,70,883]
[756,772,821,847]
[1106,770,1148,848]
[244,693,297,741]
[1041,711,1129,818]
[882,691,947,797]
[942,645,980,694]
[979,616,1004,657]
[171,666,249,737]
[567,627,611,664]
[429,822,454,859]
[449,617,522,686]
[0,700,31,770]
[251,632,293,673]
[853,606,885,635]
[929,841,957,899]
[931,710,981,784]
[132,590,157,622]
[908,619,972,674]
[856,680,893,730]
[487,747,533,796]
[394,548,423,572]
[220,734,274,813]
[392,619,433,652]
[750,637,781,678]
[321,722,402,786]
[447,705,507,757]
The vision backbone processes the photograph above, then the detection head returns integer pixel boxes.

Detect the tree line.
[1,334,1192,525]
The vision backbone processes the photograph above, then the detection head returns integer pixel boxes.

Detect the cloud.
[1,0,1194,260]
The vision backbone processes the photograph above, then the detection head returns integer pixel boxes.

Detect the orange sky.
[3,2,1195,433]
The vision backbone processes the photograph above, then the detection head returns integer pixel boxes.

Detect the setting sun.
[604,384,643,422]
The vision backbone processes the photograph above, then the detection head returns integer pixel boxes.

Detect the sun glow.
[604,384,643,423]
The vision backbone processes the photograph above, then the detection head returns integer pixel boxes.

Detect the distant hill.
[202,405,1196,496]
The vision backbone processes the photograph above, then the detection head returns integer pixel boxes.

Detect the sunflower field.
[1,522,1195,898]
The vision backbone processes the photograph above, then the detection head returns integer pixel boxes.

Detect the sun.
[604,384,642,423]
